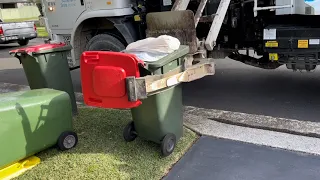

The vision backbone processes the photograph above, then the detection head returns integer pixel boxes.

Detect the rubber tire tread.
[57,131,78,151]
[123,121,137,142]
[18,39,29,46]
[161,133,177,157]
[85,34,126,52]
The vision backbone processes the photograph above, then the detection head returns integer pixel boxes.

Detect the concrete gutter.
[184,106,320,138]
[183,113,320,156]
[0,82,30,93]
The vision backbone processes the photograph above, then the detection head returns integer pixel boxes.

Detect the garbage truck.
[41,0,318,72]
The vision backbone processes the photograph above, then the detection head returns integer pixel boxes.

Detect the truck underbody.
[139,0,320,71]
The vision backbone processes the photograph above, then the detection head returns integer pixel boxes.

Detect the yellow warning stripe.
[265,41,278,48]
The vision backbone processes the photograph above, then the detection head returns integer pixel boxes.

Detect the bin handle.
[11,52,22,64]
[126,59,215,100]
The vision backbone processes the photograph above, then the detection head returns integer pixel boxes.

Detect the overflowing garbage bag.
[125,35,181,62]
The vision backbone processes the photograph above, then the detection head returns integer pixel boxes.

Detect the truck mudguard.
[70,8,137,67]
[71,8,136,47]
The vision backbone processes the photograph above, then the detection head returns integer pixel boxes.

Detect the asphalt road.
[0,38,319,122]
[0,38,44,59]
[183,59,320,122]
[165,136,320,180]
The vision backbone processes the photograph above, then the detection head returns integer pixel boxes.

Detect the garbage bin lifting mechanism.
[81,48,215,109]
[127,59,215,102]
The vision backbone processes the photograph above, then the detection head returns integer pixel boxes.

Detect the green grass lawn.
[15,107,198,180]
[36,27,49,38]
[3,18,38,23]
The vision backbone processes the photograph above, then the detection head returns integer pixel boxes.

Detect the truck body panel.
[42,0,320,72]
[44,0,85,31]
[43,0,135,67]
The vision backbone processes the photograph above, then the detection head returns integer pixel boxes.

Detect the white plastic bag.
[126,35,180,54]
[129,51,168,62]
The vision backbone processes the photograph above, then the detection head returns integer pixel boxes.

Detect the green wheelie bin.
[123,45,189,157]
[0,88,78,170]
[9,43,78,115]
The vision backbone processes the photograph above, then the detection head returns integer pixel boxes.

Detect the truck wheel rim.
[63,135,76,149]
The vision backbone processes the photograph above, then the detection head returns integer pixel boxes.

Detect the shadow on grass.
[15,107,198,180]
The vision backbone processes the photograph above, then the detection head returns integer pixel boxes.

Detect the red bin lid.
[9,43,66,54]
[81,51,144,109]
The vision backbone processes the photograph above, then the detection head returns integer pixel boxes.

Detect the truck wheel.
[85,34,126,52]
[18,39,29,46]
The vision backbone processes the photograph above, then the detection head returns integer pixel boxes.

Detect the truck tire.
[85,34,126,52]
[18,39,29,46]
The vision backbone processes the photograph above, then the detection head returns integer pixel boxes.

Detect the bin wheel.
[161,133,177,157]
[57,131,78,151]
[123,121,137,142]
